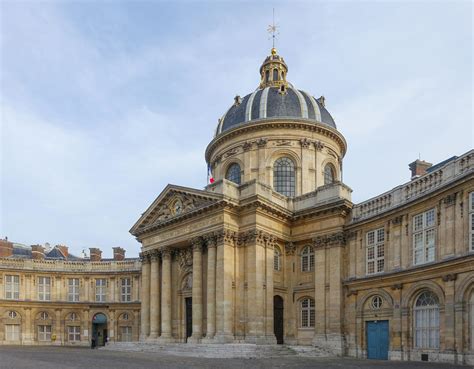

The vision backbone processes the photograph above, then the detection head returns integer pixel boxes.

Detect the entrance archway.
[92,313,108,346]
[273,295,284,344]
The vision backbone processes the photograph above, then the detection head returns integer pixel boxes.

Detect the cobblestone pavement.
[0,346,467,369]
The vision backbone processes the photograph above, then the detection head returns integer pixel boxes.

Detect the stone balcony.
[351,150,474,223]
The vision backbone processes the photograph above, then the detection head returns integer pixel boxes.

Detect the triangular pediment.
[130,184,223,236]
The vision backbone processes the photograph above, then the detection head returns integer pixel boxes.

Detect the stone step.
[102,342,329,358]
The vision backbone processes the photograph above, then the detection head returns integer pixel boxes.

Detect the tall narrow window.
[300,298,315,328]
[414,291,439,349]
[274,246,281,271]
[225,163,241,185]
[5,275,19,300]
[470,292,474,351]
[413,209,436,265]
[324,164,335,185]
[265,70,270,82]
[469,192,474,251]
[5,324,20,341]
[95,279,107,302]
[366,228,385,275]
[68,326,81,342]
[273,157,296,197]
[121,278,131,302]
[38,325,52,341]
[301,245,314,272]
[273,68,279,81]
[121,326,132,342]
[38,277,51,301]
[68,278,80,302]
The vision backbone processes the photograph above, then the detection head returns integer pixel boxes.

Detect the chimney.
[31,245,45,260]
[409,159,432,179]
[89,248,102,262]
[0,238,13,258]
[56,245,69,259]
[113,247,126,261]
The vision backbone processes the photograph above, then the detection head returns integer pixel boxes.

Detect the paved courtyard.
[0,346,467,369]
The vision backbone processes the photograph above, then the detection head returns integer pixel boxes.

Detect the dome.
[215,48,336,136]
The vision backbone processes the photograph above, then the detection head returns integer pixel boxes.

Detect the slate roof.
[216,86,336,136]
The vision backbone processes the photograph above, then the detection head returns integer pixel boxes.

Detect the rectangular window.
[469,192,474,251]
[366,228,384,275]
[413,209,436,265]
[68,326,81,342]
[121,326,132,342]
[5,275,20,300]
[38,325,52,341]
[5,324,20,341]
[68,278,80,302]
[95,279,107,302]
[121,278,131,302]
[38,277,51,301]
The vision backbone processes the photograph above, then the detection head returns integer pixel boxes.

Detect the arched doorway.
[92,313,108,347]
[274,295,284,344]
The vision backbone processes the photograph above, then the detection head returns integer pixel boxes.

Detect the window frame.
[324,163,336,185]
[95,278,107,302]
[5,324,20,341]
[121,278,132,302]
[225,163,242,185]
[5,274,20,300]
[273,157,296,197]
[68,325,81,342]
[301,245,315,272]
[38,324,52,341]
[68,278,80,302]
[366,228,385,275]
[413,291,440,349]
[38,276,51,301]
[121,326,132,342]
[412,208,436,265]
[300,297,315,328]
[274,247,281,271]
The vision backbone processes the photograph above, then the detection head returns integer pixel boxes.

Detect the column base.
[187,335,202,343]
[139,334,149,342]
[157,335,176,343]
[214,333,234,343]
[201,335,215,343]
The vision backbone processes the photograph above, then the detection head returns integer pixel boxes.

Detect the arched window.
[39,312,49,320]
[69,312,78,321]
[273,157,295,197]
[300,298,315,328]
[274,246,281,271]
[324,164,336,185]
[273,68,279,81]
[301,245,314,272]
[414,291,439,349]
[226,163,241,185]
[265,70,270,82]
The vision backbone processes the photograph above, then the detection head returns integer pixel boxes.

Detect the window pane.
[273,157,295,197]
[225,163,241,185]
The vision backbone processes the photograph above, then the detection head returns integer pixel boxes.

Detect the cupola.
[259,48,288,90]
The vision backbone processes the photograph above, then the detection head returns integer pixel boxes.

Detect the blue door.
[366,320,389,360]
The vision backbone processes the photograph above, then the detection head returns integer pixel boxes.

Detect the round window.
[122,313,129,320]
[8,311,17,319]
[40,312,49,320]
[371,296,383,310]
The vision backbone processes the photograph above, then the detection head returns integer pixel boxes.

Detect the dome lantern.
[259,48,288,90]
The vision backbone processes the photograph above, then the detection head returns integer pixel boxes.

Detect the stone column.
[149,251,161,339]
[264,236,277,343]
[54,308,62,345]
[443,274,456,354]
[215,229,235,343]
[140,253,150,340]
[390,284,403,360]
[189,238,204,342]
[159,247,173,342]
[313,239,327,345]
[205,236,217,340]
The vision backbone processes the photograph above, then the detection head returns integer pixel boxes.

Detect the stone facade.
[0,244,141,346]
[131,48,474,365]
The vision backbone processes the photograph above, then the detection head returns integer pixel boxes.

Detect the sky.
[1,1,472,258]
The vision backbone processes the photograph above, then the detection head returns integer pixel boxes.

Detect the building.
[0,241,141,346]
[132,47,474,364]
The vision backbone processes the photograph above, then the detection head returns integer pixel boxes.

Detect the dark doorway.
[273,295,284,344]
[92,313,108,346]
[185,297,192,341]
[366,320,389,360]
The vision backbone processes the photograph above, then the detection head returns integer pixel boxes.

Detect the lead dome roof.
[215,48,337,136]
